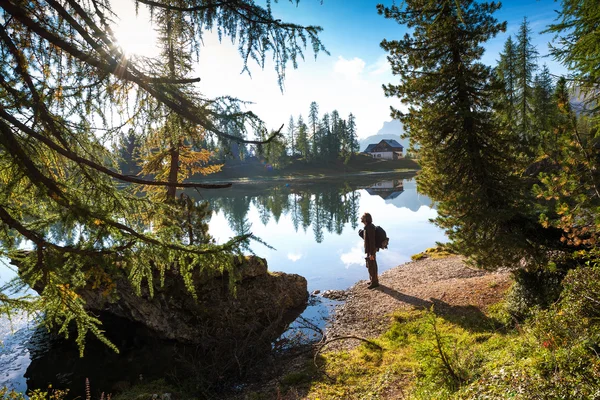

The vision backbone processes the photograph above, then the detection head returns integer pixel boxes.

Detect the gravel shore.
[325,255,512,351]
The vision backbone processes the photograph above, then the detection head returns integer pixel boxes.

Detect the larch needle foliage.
[0,0,325,353]
[535,0,600,265]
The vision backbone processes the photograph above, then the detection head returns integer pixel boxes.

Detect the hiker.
[360,212,379,289]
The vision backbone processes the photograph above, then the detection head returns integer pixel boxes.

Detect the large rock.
[74,256,308,343]
[16,255,308,395]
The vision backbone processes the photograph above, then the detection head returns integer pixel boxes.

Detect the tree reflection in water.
[193,179,365,243]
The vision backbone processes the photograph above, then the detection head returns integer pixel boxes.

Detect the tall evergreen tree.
[515,17,539,144]
[496,36,518,133]
[535,0,600,265]
[296,115,310,160]
[379,0,546,269]
[545,0,600,107]
[347,113,360,154]
[287,115,296,156]
[319,113,331,159]
[257,124,288,168]
[532,64,556,151]
[329,110,342,160]
[116,129,142,176]
[308,101,320,159]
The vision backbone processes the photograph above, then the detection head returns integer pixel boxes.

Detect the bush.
[505,267,566,321]
[464,264,600,399]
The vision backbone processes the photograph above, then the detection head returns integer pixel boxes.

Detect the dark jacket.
[364,223,377,256]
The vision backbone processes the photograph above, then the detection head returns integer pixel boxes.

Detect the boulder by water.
[12,255,308,395]
[78,255,308,344]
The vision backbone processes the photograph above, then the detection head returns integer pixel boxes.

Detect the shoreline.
[324,255,511,351]
[222,254,513,399]
[192,168,420,186]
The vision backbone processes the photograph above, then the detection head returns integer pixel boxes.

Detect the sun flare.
[113,22,158,58]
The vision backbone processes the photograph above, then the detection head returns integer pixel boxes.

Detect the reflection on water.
[365,179,404,200]
[0,312,34,393]
[193,175,443,293]
[0,174,445,395]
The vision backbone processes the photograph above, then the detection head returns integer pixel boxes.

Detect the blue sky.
[113,0,568,139]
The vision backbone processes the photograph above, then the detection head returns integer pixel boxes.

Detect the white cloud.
[287,253,302,262]
[340,241,366,268]
[334,56,366,80]
[176,31,405,140]
[368,55,391,76]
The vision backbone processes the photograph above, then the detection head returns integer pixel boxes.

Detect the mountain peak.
[359,120,408,152]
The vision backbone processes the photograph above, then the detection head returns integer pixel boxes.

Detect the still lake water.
[0,174,446,394]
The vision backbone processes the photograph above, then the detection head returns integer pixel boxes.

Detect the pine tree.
[116,129,142,176]
[515,17,539,144]
[287,115,296,156]
[214,102,250,161]
[308,101,320,159]
[496,36,518,133]
[347,113,360,154]
[257,124,288,168]
[379,0,548,269]
[319,113,331,159]
[296,115,310,160]
[534,0,600,265]
[531,64,556,152]
[329,110,342,160]
[0,0,325,351]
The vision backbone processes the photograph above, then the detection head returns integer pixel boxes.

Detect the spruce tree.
[531,64,556,151]
[347,113,360,154]
[496,36,518,134]
[296,115,310,160]
[379,0,548,269]
[116,129,142,176]
[287,115,296,156]
[515,17,539,144]
[534,0,600,265]
[308,101,320,159]
[330,110,342,160]
[319,113,331,159]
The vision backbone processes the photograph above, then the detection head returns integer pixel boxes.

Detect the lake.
[0,173,446,394]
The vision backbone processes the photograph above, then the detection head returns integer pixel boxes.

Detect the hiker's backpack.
[375,226,389,250]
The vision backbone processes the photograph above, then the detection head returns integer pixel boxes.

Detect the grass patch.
[274,305,563,399]
[412,245,456,261]
[274,278,600,400]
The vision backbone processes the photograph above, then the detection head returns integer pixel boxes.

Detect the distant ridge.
[359,120,409,152]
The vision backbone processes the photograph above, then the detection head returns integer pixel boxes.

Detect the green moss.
[280,364,318,387]
[411,252,426,261]
[412,245,456,261]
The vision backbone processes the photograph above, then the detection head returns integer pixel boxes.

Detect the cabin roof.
[364,139,404,152]
[363,144,377,153]
[380,139,403,149]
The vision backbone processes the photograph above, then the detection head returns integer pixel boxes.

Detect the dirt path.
[326,255,511,351]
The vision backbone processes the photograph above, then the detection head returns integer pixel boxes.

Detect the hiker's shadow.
[375,284,502,333]
[375,284,433,309]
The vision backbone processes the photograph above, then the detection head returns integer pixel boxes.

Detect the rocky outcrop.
[17,255,308,395]
[75,256,308,344]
